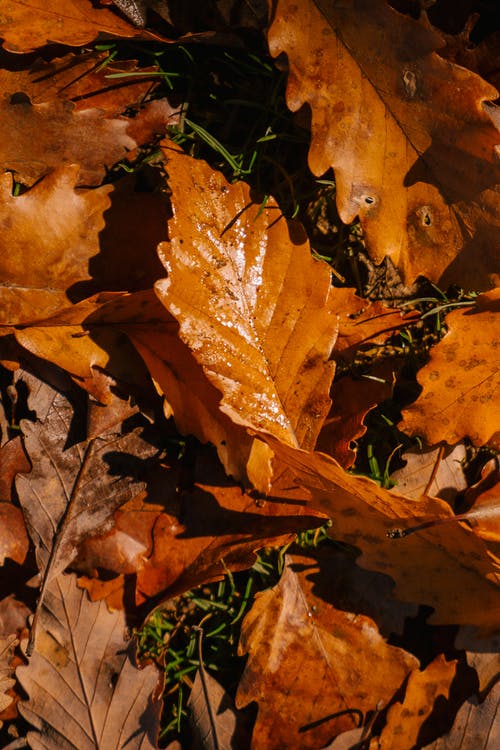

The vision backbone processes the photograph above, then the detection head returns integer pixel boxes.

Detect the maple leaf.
[268,0,500,288]
[400,289,500,448]
[236,552,418,748]
[0,167,111,327]
[17,572,162,750]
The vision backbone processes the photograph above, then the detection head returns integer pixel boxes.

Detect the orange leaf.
[268,0,500,288]
[400,289,500,448]
[236,552,418,749]
[154,144,338,477]
[378,655,457,750]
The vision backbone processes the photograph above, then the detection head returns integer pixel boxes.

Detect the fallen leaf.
[378,655,457,750]
[154,144,338,479]
[0,438,30,566]
[268,0,500,288]
[259,434,500,627]
[17,572,162,750]
[0,634,17,717]
[390,444,467,504]
[236,553,418,749]
[188,663,250,750]
[13,368,160,647]
[400,289,500,448]
[0,167,111,327]
[0,0,151,53]
[421,681,500,750]
[455,627,500,694]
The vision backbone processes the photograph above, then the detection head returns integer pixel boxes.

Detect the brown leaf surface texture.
[0,634,17,716]
[268,0,500,288]
[0,167,111,326]
[260,435,500,627]
[400,289,500,448]
[155,145,338,473]
[0,0,149,53]
[236,552,418,749]
[17,572,161,750]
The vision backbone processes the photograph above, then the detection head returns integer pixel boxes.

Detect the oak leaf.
[0,167,111,327]
[390,444,467,503]
[400,289,500,448]
[268,0,500,288]
[17,572,162,750]
[259,435,500,627]
[236,552,418,749]
[0,634,17,718]
[0,438,30,566]
[0,0,150,53]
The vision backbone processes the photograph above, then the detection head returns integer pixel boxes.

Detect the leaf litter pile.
[0,1,499,748]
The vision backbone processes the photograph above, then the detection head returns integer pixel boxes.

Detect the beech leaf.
[268,0,500,288]
[154,145,338,478]
[17,572,162,750]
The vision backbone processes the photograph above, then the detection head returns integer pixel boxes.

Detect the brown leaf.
[13,369,159,647]
[378,655,457,750]
[154,144,338,480]
[0,0,153,53]
[268,0,500,288]
[0,50,160,115]
[0,167,111,327]
[421,681,500,750]
[0,634,17,718]
[0,438,30,566]
[17,572,162,750]
[259,435,500,627]
[236,553,418,749]
[188,665,250,750]
[400,289,500,448]
[456,627,500,694]
[390,444,467,503]
[75,445,325,608]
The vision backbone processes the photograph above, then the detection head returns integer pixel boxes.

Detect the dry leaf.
[155,144,338,480]
[236,553,418,749]
[268,0,500,288]
[17,572,162,750]
[259,435,500,627]
[390,444,467,503]
[0,167,111,327]
[421,681,500,750]
[400,289,500,448]
[0,438,30,566]
[0,634,17,717]
[378,655,457,750]
[0,0,151,53]
[456,627,500,694]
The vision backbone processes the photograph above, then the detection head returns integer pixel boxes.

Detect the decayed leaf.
[378,655,457,750]
[0,634,17,716]
[400,289,500,448]
[14,369,159,641]
[390,444,467,503]
[17,572,162,750]
[259,435,500,627]
[0,0,149,53]
[236,553,418,749]
[268,0,500,288]
[154,144,338,480]
[421,681,500,750]
[0,167,111,327]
